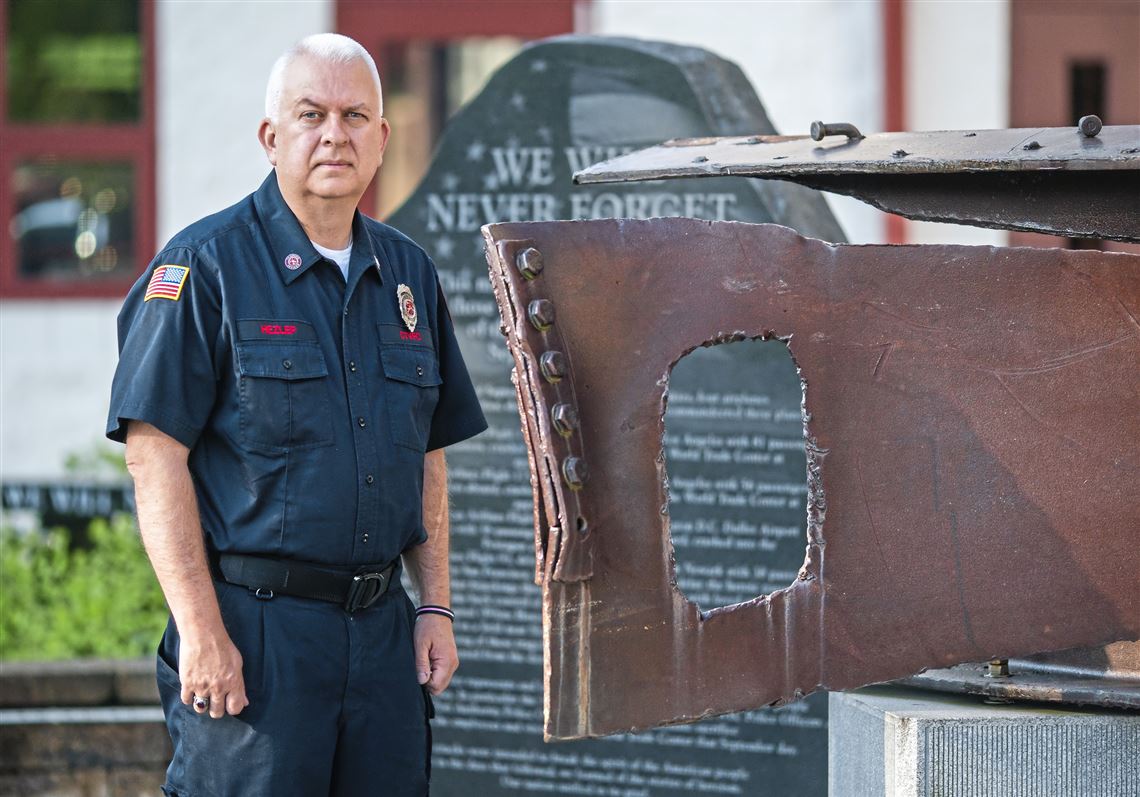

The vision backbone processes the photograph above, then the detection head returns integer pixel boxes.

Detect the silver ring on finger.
[192,694,210,711]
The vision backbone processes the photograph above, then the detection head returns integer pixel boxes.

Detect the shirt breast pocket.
[380,334,442,453]
[236,342,333,451]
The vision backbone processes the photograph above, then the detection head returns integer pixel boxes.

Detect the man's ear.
[258,118,278,165]
[376,117,392,166]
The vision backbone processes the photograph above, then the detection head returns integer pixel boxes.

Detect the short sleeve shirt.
[107,173,487,566]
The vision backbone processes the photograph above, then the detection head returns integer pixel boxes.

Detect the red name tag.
[260,324,297,336]
[400,330,423,341]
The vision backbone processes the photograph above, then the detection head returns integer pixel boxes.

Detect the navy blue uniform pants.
[156,579,431,796]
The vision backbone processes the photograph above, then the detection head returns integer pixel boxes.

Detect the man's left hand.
[414,614,458,695]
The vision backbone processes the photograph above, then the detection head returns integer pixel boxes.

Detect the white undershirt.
[311,239,353,280]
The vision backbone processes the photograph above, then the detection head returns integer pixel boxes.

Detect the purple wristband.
[416,604,455,622]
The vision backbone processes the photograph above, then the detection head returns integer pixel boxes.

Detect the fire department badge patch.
[397,284,417,333]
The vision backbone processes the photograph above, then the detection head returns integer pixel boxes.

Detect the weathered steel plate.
[902,641,1140,710]
[574,126,1140,178]
[484,218,1140,740]
[572,126,1140,241]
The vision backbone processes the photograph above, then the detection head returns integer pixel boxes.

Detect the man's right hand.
[178,627,249,719]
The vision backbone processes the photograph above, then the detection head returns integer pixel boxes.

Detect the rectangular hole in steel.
[663,337,809,611]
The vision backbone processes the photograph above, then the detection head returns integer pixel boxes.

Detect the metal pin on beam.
[810,121,864,141]
[1078,115,1103,138]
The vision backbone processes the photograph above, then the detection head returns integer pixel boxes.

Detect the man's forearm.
[126,421,247,717]
[404,448,450,604]
[125,422,224,637]
[406,448,457,694]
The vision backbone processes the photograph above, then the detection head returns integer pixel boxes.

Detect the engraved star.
[510,92,526,112]
[435,235,456,260]
[537,126,552,143]
[442,172,460,191]
[466,140,486,162]
[483,173,500,191]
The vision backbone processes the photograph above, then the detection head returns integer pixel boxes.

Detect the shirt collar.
[346,212,385,296]
[254,172,373,286]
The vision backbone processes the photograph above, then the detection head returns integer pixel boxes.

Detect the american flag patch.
[144,265,190,302]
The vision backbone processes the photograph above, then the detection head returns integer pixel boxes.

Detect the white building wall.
[907,0,1010,132]
[904,0,1011,246]
[589,0,886,243]
[1,300,122,480]
[156,0,334,243]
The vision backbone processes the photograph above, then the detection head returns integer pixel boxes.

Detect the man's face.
[260,54,390,203]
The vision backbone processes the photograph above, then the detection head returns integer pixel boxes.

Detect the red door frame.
[882,0,907,244]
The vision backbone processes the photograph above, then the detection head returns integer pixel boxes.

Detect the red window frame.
[0,0,156,299]
[337,0,578,218]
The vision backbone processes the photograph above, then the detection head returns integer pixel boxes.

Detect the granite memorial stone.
[388,36,844,797]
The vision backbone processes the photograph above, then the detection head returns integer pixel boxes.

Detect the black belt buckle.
[344,567,389,613]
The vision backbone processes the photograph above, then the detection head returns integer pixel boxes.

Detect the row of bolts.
[516,246,588,496]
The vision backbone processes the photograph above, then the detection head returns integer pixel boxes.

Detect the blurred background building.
[1,0,1137,494]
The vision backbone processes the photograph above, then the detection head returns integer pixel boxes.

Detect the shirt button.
[365,474,374,485]
[416,365,424,376]
[357,417,366,428]
[349,361,357,372]
[282,359,293,370]
[361,532,369,543]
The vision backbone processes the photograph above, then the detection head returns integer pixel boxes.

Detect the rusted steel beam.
[902,639,1140,709]
[572,124,1140,241]
[484,218,1140,740]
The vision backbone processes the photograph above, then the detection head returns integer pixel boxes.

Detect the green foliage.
[0,515,167,660]
[7,0,141,123]
[63,445,129,479]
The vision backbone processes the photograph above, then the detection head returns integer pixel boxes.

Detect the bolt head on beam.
[516,247,544,280]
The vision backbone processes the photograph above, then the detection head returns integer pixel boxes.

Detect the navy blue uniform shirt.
[107,173,487,567]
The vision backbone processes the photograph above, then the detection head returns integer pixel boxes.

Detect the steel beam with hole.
[484,218,1140,741]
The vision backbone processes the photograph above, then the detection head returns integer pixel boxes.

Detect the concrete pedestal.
[829,687,1139,797]
[0,660,168,797]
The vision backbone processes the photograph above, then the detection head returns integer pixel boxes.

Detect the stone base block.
[0,707,169,797]
[829,687,1139,797]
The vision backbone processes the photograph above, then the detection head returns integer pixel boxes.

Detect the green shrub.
[0,514,168,660]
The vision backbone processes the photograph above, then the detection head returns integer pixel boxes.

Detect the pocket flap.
[237,342,328,380]
[381,347,442,387]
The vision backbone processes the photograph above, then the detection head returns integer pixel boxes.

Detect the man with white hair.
[107,33,485,795]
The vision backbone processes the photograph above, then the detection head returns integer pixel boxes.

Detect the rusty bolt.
[539,351,567,383]
[562,457,588,490]
[1078,115,1103,138]
[551,403,580,437]
[516,247,544,280]
[528,299,555,331]
[985,658,1010,678]
[810,121,864,142]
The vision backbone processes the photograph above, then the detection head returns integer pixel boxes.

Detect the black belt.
[216,554,398,613]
